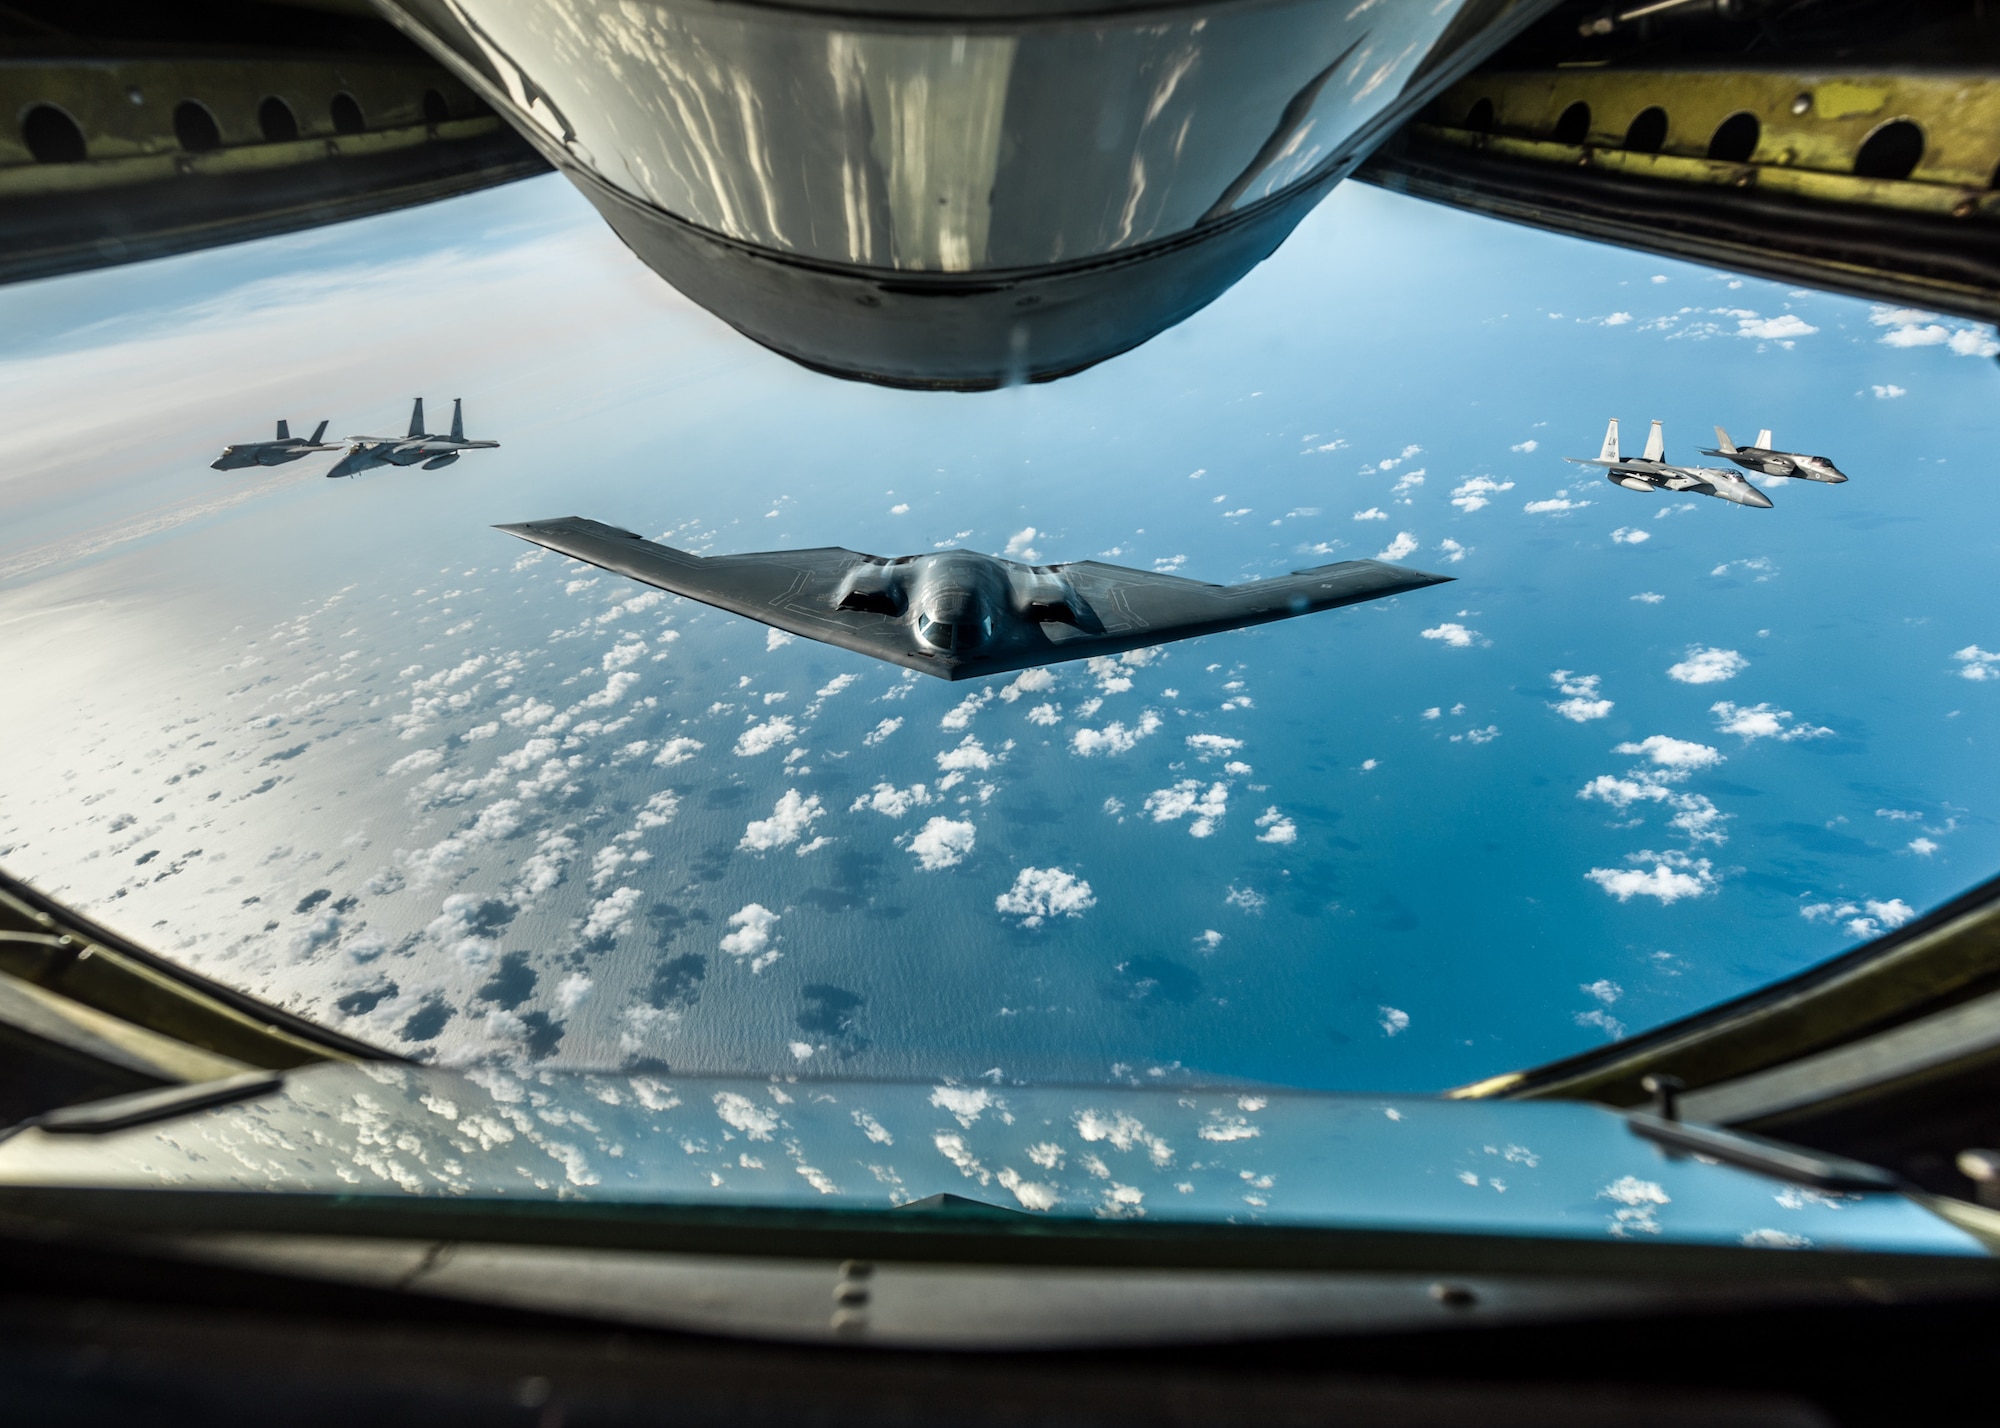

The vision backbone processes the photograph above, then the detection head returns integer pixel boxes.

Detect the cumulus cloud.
[998,668,1056,703]
[1354,507,1388,521]
[941,687,994,730]
[1736,313,1817,340]
[938,735,1002,772]
[1550,670,1612,722]
[1870,305,2000,357]
[719,904,780,969]
[739,789,824,852]
[1802,896,1917,940]
[1070,710,1162,756]
[1438,538,1468,563]
[1872,384,1906,399]
[1421,622,1479,648]
[1525,496,1591,515]
[996,867,1096,927]
[1711,700,1832,741]
[851,782,933,817]
[734,716,798,756]
[1004,527,1040,561]
[1379,1007,1410,1036]
[864,716,903,743]
[653,736,704,767]
[1450,476,1514,513]
[1953,645,2000,681]
[909,816,976,870]
[1579,775,1671,810]
[1667,646,1747,684]
[1586,850,1718,903]
[1186,733,1244,760]
[1254,807,1297,844]
[1025,703,1062,726]
[1614,734,1724,770]
[1511,438,1540,452]
[1610,527,1651,545]
[1143,780,1230,837]
[715,1089,779,1137]
[582,886,642,944]
[1376,532,1419,561]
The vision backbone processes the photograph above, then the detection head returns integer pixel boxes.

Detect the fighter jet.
[326,398,499,478]
[497,517,1451,681]
[1566,419,1773,509]
[1701,427,1849,483]
[210,419,339,470]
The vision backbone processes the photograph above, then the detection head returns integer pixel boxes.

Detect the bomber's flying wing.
[498,517,1450,681]
[497,517,924,667]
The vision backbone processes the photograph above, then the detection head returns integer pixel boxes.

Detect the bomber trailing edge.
[496,516,1452,680]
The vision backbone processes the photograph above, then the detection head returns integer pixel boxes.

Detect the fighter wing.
[496,517,929,670]
[948,557,1451,679]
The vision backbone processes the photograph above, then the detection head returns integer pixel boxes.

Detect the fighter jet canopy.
[378,0,1553,388]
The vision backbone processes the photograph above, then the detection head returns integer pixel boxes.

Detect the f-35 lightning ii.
[1567,419,1773,509]
[497,517,1451,681]
[210,419,339,470]
[327,399,500,479]
[1701,428,1849,484]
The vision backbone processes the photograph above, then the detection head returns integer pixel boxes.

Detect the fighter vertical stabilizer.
[1641,419,1665,463]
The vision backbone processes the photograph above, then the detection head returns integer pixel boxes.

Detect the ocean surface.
[1,173,1994,1093]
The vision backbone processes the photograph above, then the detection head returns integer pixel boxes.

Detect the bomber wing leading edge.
[498,517,1451,681]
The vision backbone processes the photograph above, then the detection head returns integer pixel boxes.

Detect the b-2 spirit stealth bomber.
[1568,419,1773,509]
[498,517,1451,681]
[327,398,499,478]
[210,419,339,470]
[1701,428,1849,484]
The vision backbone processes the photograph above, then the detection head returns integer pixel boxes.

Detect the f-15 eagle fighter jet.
[498,517,1451,681]
[1701,427,1849,483]
[327,398,499,478]
[1567,419,1772,509]
[210,419,339,470]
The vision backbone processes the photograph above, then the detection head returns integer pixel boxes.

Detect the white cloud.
[1354,507,1388,521]
[1586,850,1718,903]
[762,629,793,653]
[937,735,1001,772]
[1872,384,1906,399]
[1070,710,1162,756]
[1026,702,1062,726]
[1525,497,1591,514]
[1226,885,1266,913]
[1614,735,1724,770]
[582,885,642,943]
[851,781,933,817]
[1421,622,1478,648]
[1610,527,1651,545]
[1450,476,1514,513]
[995,867,1096,927]
[1550,670,1612,721]
[1667,647,1747,684]
[1143,780,1230,837]
[1578,775,1670,810]
[602,639,646,671]
[909,816,976,870]
[1377,531,1419,560]
[998,668,1056,703]
[889,502,910,515]
[941,687,994,730]
[734,716,798,756]
[1802,896,1917,939]
[714,1089,778,1139]
[1631,591,1665,604]
[863,716,903,744]
[1438,538,1468,563]
[739,789,824,852]
[1736,313,1817,340]
[1004,527,1040,561]
[1186,733,1244,760]
[1511,439,1540,452]
[931,1085,993,1127]
[1379,1006,1410,1036]
[653,736,704,767]
[1870,306,2000,356]
[719,903,779,967]
[1953,645,2000,681]
[1909,837,1939,856]
[1950,328,2000,357]
[1711,700,1832,741]
[1254,807,1297,844]
[816,673,859,699]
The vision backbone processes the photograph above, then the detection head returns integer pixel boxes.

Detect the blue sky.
[0,172,1995,1092]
